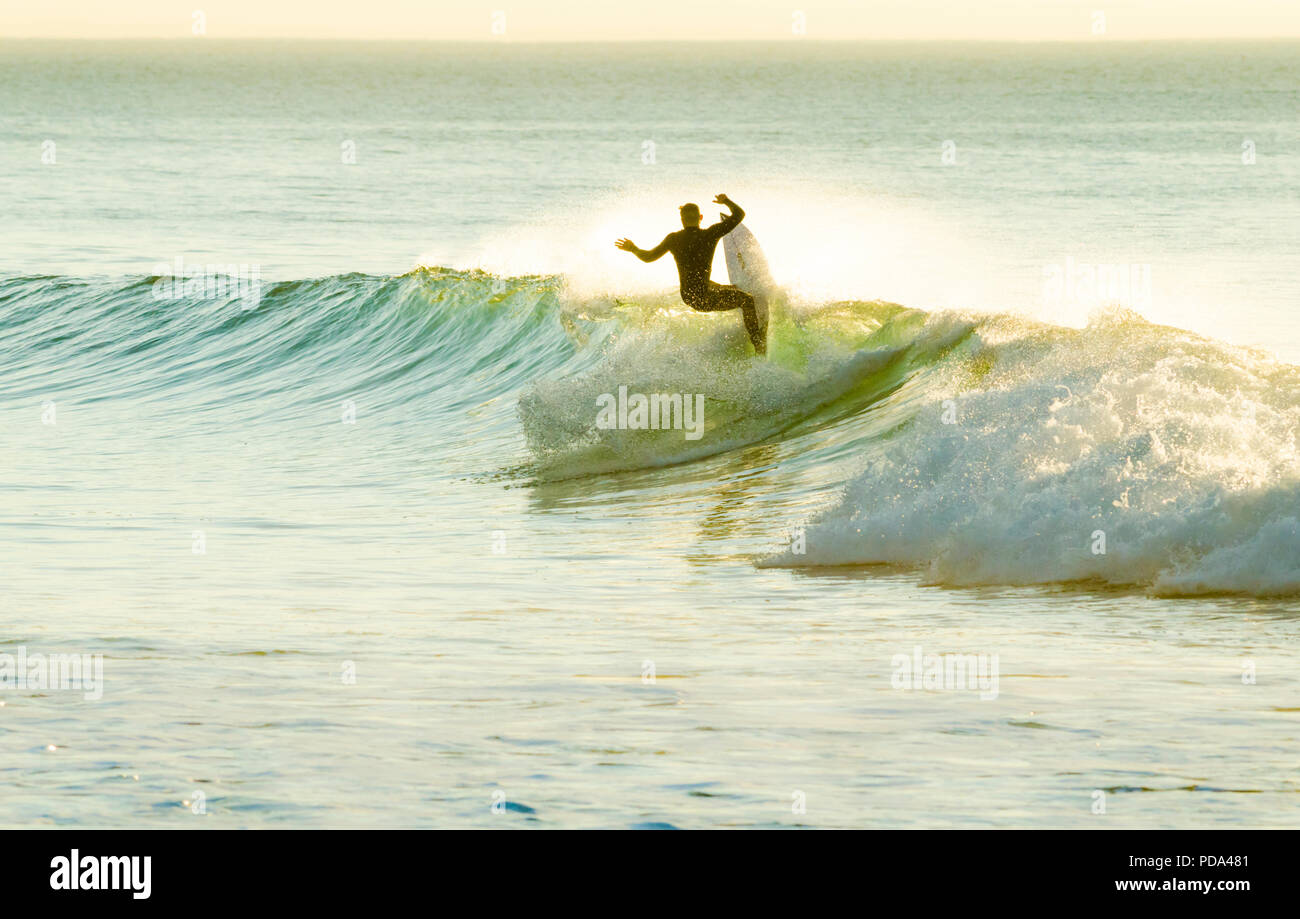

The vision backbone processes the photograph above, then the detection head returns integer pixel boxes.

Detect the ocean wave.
[0,268,568,410]
[5,268,1298,595]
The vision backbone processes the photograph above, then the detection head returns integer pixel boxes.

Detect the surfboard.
[723,222,775,348]
[722,223,775,299]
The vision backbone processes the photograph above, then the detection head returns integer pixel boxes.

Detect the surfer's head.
[679,203,701,228]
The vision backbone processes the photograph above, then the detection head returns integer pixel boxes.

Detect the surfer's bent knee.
[680,291,709,311]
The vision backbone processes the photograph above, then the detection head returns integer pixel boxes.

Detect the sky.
[4,1,1300,41]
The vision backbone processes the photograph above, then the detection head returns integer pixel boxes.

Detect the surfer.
[616,194,767,355]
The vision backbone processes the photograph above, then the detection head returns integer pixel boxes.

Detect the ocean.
[2,39,1298,828]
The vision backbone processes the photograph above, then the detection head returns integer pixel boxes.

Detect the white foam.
[760,311,1300,596]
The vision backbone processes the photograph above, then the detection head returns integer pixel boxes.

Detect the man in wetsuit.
[616,193,766,354]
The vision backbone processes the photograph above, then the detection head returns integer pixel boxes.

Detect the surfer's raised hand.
[615,238,638,253]
[713,193,732,206]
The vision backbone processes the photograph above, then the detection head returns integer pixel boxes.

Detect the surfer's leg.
[698,282,767,355]
[741,298,767,355]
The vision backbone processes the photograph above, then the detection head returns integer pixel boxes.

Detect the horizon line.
[3,36,1300,43]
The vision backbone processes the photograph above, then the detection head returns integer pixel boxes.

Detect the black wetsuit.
[652,207,744,307]
[634,202,766,353]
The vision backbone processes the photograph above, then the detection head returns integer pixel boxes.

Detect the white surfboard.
[722,222,774,330]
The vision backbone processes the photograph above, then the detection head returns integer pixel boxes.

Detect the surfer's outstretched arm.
[615,236,671,262]
[707,193,745,238]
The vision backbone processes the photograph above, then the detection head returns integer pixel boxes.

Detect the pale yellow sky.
[4,0,1299,40]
